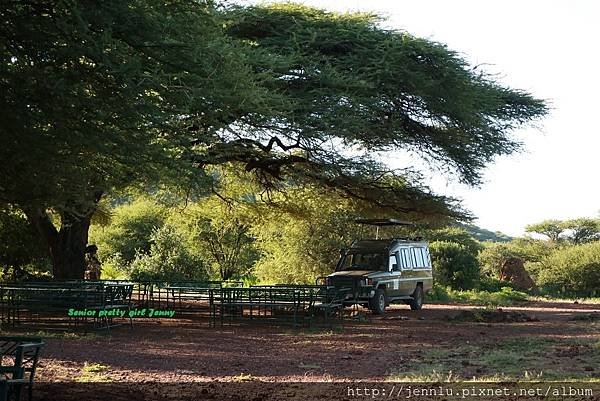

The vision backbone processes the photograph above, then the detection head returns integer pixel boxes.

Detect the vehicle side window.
[409,248,417,268]
[389,253,399,271]
[399,248,412,270]
[412,247,425,268]
[421,247,431,268]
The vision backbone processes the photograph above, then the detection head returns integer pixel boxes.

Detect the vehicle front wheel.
[409,286,424,310]
[370,288,387,315]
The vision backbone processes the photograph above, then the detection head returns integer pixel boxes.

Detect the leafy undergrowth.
[430,286,600,307]
[429,286,529,307]
[390,337,600,382]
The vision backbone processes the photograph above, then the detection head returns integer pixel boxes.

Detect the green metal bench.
[82,283,134,332]
[0,282,134,332]
[0,336,44,401]
[219,287,311,327]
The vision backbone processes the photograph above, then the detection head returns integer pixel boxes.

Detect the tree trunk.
[26,192,102,279]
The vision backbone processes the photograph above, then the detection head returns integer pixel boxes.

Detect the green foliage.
[525,220,564,242]
[168,196,259,281]
[478,238,552,279]
[130,225,207,282]
[224,3,547,189]
[562,218,600,244]
[426,227,482,254]
[0,207,49,280]
[429,241,480,290]
[536,242,600,297]
[99,255,129,280]
[1,0,256,211]
[89,198,167,264]
[251,188,362,284]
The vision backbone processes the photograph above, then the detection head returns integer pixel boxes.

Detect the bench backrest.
[0,337,44,384]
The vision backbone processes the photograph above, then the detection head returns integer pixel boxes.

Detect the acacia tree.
[1,2,547,278]
[525,220,565,242]
[562,218,599,244]
[1,1,263,278]
[205,4,547,197]
[527,218,599,244]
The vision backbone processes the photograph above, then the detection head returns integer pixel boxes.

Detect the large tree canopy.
[209,4,547,186]
[0,1,548,278]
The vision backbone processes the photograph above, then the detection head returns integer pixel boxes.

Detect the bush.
[168,199,259,280]
[130,225,208,282]
[100,254,129,280]
[90,198,167,265]
[536,242,600,297]
[478,239,552,279]
[429,241,480,290]
[429,285,528,306]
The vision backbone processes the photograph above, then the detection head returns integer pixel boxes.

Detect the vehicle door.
[387,252,401,297]
[398,247,416,296]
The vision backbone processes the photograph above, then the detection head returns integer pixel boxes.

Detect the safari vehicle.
[325,219,433,315]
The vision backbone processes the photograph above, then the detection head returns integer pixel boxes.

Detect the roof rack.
[354,218,414,239]
[354,218,414,227]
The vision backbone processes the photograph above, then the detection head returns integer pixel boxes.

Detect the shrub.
[90,198,168,265]
[130,225,208,282]
[478,239,552,279]
[168,199,259,280]
[536,242,600,297]
[99,254,129,280]
[429,285,528,306]
[429,240,480,290]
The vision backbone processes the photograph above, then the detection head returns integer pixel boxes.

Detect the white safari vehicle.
[325,219,433,315]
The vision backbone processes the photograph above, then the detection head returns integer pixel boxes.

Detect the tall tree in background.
[1,2,547,278]
[526,218,599,244]
[561,218,599,244]
[525,220,565,242]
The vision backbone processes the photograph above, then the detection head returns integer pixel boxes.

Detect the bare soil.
[16,301,600,400]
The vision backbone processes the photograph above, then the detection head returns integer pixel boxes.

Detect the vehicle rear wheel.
[409,286,424,310]
[370,288,386,315]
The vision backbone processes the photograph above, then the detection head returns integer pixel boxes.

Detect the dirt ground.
[17,301,600,400]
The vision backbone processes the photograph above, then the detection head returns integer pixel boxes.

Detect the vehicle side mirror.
[392,264,399,271]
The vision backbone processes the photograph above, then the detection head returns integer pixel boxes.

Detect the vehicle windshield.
[337,252,386,271]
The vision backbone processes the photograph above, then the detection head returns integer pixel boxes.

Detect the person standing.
[84,245,102,280]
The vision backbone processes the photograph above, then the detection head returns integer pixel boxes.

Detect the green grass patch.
[232,373,257,382]
[75,362,111,382]
[390,337,600,382]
